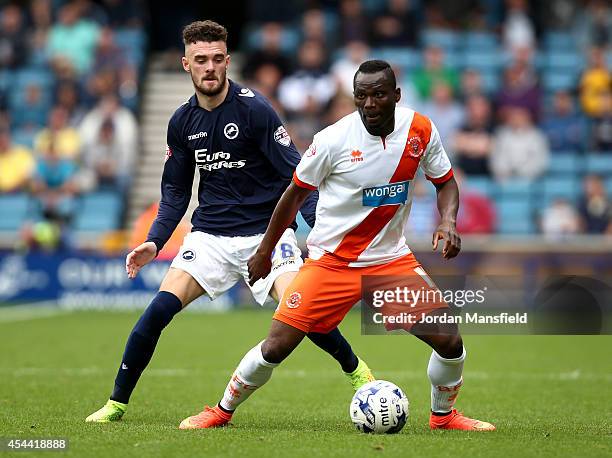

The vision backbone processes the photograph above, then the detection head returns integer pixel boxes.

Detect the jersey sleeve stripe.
[426,168,454,184]
[323,112,431,263]
[293,171,317,190]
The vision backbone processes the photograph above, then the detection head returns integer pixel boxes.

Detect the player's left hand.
[247,249,272,286]
[432,221,461,259]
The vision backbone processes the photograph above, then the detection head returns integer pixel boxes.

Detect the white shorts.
[170,229,303,305]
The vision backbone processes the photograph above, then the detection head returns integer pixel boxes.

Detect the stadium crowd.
[0,0,145,251]
[239,0,612,237]
[0,0,611,253]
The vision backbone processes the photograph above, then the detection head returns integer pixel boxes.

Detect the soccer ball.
[349,380,409,434]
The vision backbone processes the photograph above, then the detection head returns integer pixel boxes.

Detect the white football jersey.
[294,107,453,267]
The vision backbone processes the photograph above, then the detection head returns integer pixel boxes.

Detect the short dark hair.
[182,20,228,46]
[354,60,396,88]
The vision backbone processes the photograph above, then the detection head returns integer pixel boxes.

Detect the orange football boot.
[430,409,496,431]
[179,405,232,430]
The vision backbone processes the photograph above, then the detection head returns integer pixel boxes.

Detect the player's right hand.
[126,241,157,279]
[247,249,272,286]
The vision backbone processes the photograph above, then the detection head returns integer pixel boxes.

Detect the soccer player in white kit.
[181,60,495,431]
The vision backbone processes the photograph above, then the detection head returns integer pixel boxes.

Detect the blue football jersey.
[146,80,316,253]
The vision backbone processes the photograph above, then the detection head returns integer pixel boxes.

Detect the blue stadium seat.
[540,176,580,206]
[479,70,501,94]
[605,176,612,194]
[462,31,499,51]
[544,51,584,73]
[463,176,493,196]
[547,152,579,175]
[72,191,123,232]
[0,193,31,231]
[543,32,576,51]
[584,154,612,175]
[542,71,577,93]
[462,50,508,71]
[421,29,459,51]
[494,179,534,197]
[496,198,534,234]
[376,48,422,70]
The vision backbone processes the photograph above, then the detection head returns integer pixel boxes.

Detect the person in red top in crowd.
[453,168,496,234]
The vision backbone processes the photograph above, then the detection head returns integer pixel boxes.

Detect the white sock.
[427,347,466,414]
[219,342,278,412]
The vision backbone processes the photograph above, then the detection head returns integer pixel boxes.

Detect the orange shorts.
[273,253,448,334]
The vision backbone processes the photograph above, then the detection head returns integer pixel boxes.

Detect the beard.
[193,71,227,97]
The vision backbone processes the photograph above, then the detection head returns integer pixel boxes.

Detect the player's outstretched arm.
[248,182,312,284]
[432,176,461,260]
[125,241,158,279]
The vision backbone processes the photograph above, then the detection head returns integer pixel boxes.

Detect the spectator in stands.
[540,198,582,237]
[370,0,420,48]
[82,117,134,190]
[573,0,611,50]
[74,0,109,25]
[46,2,101,75]
[502,0,536,53]
[330,40,369,96]
[31,139,80,222]
[496,58,541,122]
[338,0,370,44]
[0,128,35,193]
[540,90,588,152]
[460,69,486,100]
[34,106,81,160]
[579,47,610,118]
[0,4,28,69]
[324,92,355,126]
[242,22,292,82]
[490,107,550,181]
[90,27,138,108]
[278,40,336,116]
[301,8,331,45]
[250,63,284,108]
[100,0,144,28]
[14,82,48,130]
[411,46,460,101]
[579,174,612,233]
[453,95,494,176]
[79,95,137,174]
[54,82,86,127]
[589,90,612,151]
[420,81,464,150]
[453,169,496,234]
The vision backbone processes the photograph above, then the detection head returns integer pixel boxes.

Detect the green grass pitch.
[0,309,610,457]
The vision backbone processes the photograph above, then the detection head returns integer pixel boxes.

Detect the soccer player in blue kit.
[86,20,373,424]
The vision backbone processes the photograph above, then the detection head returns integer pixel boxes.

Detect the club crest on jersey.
[286,291,302,309]
[350,150,364,163]
[224,122,239,140]
[182,250,196,261]
[164,145,172,162]
[407,136,424,158]
[274,125,291,147]
[305,143,317,157]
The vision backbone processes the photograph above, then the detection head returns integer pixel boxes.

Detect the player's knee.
[434,334,463,359]
[261,337,292,364]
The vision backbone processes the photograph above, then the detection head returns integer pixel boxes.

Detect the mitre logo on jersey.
[194,149,246,171]
[286,291,302,309]
[350,150,364,163]
[362,180,410,207]
[273,125,291,147]
[407,136,424,158]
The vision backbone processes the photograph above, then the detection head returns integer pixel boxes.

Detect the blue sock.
[110,291,182,404]
[307,328,359,373]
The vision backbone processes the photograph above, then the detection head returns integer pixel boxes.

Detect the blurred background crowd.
[0,0,611,256]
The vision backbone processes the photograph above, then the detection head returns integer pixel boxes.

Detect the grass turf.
[0,309,610,457]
